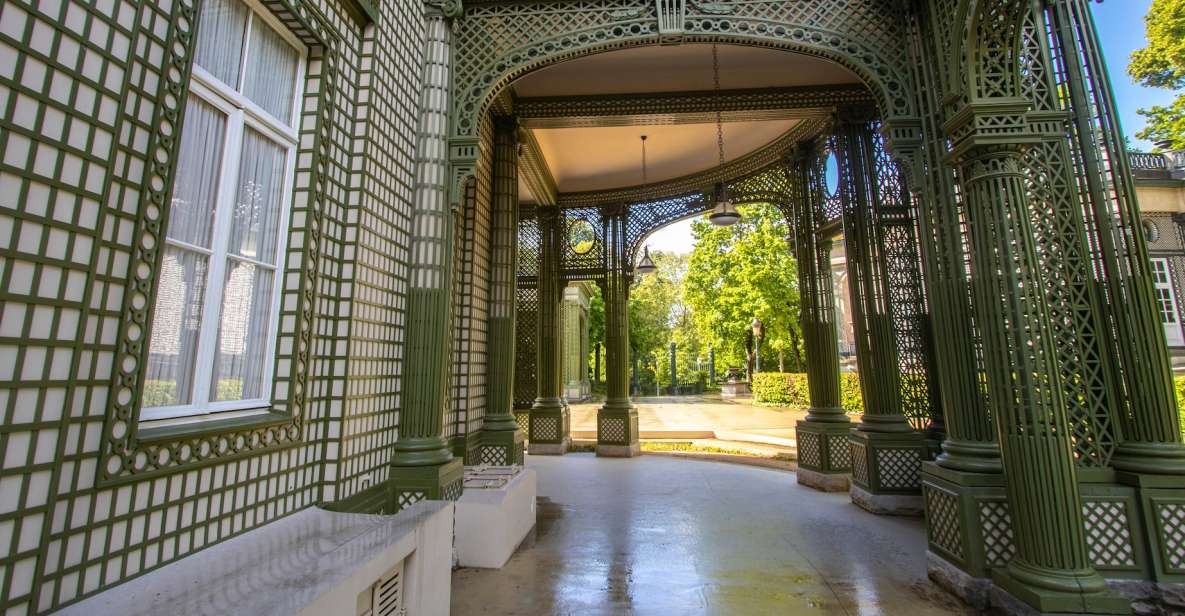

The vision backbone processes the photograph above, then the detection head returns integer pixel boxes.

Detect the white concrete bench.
[56,500,454,616]
[455,467,536,568]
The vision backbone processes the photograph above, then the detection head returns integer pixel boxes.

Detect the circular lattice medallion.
[570,218,597,254]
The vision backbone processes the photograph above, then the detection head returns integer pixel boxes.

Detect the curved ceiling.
[512,45,863,199]
[533,119,800,193]
[511,44,862,97]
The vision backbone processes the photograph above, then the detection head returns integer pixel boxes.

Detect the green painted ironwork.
[791,141,854,484]
[598,203,641,456]
[390,7,463,502]
[481,115,525,465]
[528,206,571,454]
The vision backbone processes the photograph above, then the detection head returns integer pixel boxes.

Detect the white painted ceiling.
[532,119,801,193]
[511,44,863,197]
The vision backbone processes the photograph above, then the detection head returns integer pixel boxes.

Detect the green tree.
[1130,0,1185,149]
[628,251,703,391]
[684,203,803,375]
[586,283,605,380]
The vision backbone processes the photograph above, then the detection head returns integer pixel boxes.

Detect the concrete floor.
[451,454,974,616]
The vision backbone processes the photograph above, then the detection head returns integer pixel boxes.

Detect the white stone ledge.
[57,500,454,616]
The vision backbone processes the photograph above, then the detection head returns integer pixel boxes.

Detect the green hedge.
[1177,376,1185,439]
[752,372,863,414]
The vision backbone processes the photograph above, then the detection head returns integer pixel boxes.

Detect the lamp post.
[752,317,763,374]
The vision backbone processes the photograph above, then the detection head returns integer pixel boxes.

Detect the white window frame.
[141,0,306,423]
[1150,257,1185,348]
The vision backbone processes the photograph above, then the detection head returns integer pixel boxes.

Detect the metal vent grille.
[358,561,404,616]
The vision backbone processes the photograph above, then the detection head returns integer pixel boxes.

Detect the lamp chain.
[713,44,724,167]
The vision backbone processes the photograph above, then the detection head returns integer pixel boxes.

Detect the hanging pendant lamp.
[636,135,659,275]
[636,245,658,274]
[707,44,741,227]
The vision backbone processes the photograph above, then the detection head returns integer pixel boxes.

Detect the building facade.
[0,0,1183,614]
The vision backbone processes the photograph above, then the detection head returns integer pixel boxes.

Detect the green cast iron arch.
[451,1,918,142]
[963,0,1029,101]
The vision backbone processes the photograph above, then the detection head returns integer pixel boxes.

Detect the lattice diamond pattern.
[876,449,921,489]
[798,432,822,469]
[398,491,427,512]
[850,441,869,485]
[1157,502,1185,571]
[979,500,1017,567]
[442,478,464,502]
[924,485,965,560]
[828,435,852,471]
[1082,500,1136,567]
[480,446,509,466]
[515,287,540,408]
[532,416,560,442]
[600,417,627,444]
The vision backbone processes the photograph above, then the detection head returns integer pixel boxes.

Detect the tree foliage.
[1130,0,1185,149]
[624,250,708,389]
[683,203,803,374]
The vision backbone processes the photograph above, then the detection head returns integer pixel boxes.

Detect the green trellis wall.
[0,0,423,611]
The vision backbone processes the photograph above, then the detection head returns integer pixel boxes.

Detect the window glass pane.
[211,259,275,402]
[193,0,248,88]
[145,247,210,407]
[229,128,287,264]
[168,95,227,249]
[242,17,299,122]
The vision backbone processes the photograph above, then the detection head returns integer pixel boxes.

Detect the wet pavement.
[451,454,974,616]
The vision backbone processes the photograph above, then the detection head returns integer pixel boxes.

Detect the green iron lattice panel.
[0,0,424,610]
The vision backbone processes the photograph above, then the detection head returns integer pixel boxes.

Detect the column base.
[991,568,1130,615]
[597,442,642,457]
[797,467,850,492]
[479,427,525,466]
[927,550,993,610]
[795,418,853,480]
[850,483,924,516]
[528,400,570,455]
[921,462,1007,578]
[528,439,571,456]
[597,402,639,456]
[389,457,465,512]
[849,429,925,512]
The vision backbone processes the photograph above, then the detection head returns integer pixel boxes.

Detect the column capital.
[600,201,629,219]
[424,0,462,19]
[944,98,1039,162]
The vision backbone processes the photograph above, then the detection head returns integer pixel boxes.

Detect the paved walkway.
[567,395,808,446]
[452,455,973,616]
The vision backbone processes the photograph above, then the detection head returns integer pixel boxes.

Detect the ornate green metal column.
[528,206,570,454]
[838,110,926,515]
[388,5,463,508]
[599,203,640,456]
[1044,0,1185,587]
[792,146,853,493]
[1046,0,1185,476]
[949,102,1126,613]
[906,5,1005,598]
[480,115,525,466]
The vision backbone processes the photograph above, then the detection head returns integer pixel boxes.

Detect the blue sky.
[645,2,1171,254]
[1094,0,1174,151]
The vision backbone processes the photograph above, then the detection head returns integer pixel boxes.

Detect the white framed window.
[141,0,306,422]
[1150,257,1185,347]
